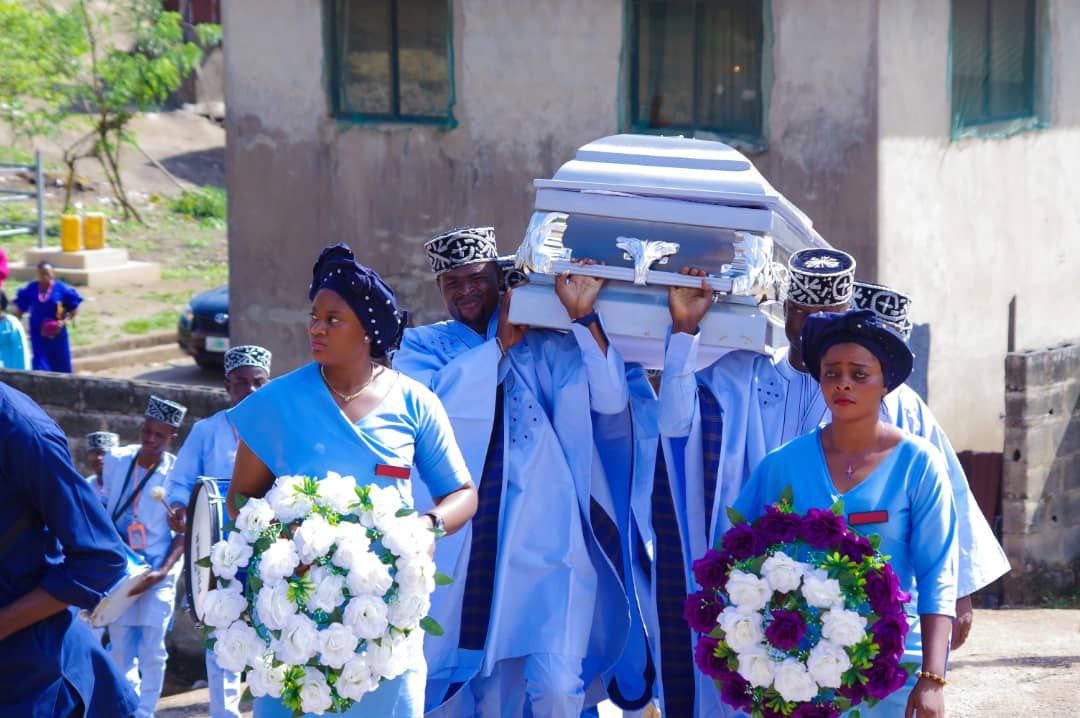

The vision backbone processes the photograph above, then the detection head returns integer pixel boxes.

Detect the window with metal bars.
[951,0,1039,131]
[629,0,764,143]
[331,0,454,124]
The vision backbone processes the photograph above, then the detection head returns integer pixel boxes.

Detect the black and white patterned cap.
[786,248,856,307]
[86,431,119,450]
[424,226,498,277]
[853,280,913,340]
[145,395,187,428]
[224,345,272,376]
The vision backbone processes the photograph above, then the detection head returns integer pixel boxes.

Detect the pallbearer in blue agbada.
[735,309,959,718]
[227,244,477,718]
[394,226,650,717]
[166,345,272,718]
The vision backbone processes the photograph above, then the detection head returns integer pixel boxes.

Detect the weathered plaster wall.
[877,0,1080,451]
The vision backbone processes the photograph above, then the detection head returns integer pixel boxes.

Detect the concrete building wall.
[877,0,1080,451]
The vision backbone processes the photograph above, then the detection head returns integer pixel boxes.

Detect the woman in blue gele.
[227,244,478,718]
[734,309,958,718]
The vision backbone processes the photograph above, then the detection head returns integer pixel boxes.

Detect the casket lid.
[535,134,820,246]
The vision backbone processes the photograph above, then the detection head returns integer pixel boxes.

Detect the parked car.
[178,285,229,368]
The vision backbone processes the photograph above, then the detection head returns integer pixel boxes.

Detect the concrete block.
[1022,343,1080,389]
[23,246,130,270]
[80,376,140,415]
[1061,418,1080,457]
[9,260,162,287]
[1005,384,1080,423]
[1002,497,1041,535]
[1004,353,1027,392]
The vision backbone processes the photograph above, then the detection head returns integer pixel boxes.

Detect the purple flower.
[838,680,866,707]
[840,532,874,564]
[799,509,848,550]
[764,609,807,651]
[683,590,723,634]
[870,613,909,660]
[693,549,732,590]
[756,506,803,544]
[718,671,754,713]
[863,656,909,700]
[722,523,766,560]
[865,565,903,616]
[791,703,841,718]
[694,635,729,680]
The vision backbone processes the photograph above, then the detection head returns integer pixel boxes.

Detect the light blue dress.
[228,362,471,718]
[733,428,959,716]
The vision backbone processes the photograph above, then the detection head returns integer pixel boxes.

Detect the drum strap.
[111,457,159,525]
[0,512,32,557]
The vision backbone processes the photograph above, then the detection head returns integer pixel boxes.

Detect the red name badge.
[848,510,889,526]
[375,464,411,480]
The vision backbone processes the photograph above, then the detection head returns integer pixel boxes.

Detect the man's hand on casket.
[555,258,606,321]
[668,267,712,334]
[497,286,527,353]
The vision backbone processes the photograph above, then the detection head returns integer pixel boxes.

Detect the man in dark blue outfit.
[0,381,137,717]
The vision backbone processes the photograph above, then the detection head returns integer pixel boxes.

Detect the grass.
[170,186,226,227]
[0,146,35,166]
[1040,587,1080,610]
[121,310,179,335]
[68,315,115,347]
[161,262,228,284]
[143,290,193,306]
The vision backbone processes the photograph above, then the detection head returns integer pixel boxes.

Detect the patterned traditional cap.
[424,226,498,277]
[224,345,272,376]
[852,280,913,340]
[86,431,119,450]
[786,248,856,307]
[145,395,187,428]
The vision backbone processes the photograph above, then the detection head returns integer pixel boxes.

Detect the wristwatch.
[423,511,446,536]
[572,311,600,327]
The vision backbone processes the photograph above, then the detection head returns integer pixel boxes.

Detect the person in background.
[86,431,120,506]
[0,288,32,369]
[13,261,82,373]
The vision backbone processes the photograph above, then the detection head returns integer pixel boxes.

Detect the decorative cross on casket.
[507,134,828,370]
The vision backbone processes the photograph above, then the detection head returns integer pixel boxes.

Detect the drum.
[184,476,230,624]
[87,543,151,627]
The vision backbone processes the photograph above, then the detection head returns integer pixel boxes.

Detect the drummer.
[86,431,119,506]
[166,344,271,718]
[102,395,187,718]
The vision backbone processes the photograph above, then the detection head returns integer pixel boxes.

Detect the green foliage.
[726,506,748,527]
[419,616,444,636]
[170,186,227,226]
[121,309,176,334]
[433,571,453,586]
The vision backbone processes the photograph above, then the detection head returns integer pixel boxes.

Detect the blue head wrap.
[308,244,403,358]
[800,309,913,392]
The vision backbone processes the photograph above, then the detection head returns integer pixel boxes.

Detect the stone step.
[71,330,178,358]
[10,259,161,287]
[74,342,186,372]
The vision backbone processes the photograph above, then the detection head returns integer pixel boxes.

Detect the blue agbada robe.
[0,382,138,717]
[393,309,655,712]
[734,429,959,716]
[229,363,472,718]
[14,280,82,373]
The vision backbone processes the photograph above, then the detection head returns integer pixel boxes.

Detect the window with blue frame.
[630,0,764,142]
[331,0,453,124]
[951,0,1038,131]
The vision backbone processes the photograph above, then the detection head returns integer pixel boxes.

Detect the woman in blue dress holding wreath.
[227,244,478,718]
[734,310,958,718]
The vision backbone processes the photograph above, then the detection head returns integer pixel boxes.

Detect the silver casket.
[508,134,827,370]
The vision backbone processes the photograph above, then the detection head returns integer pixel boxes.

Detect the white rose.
[360,485,404,530]
[210,533,253,581]
[395,554,436,597]
[212,621,263,673]
[331,522,372,570]
[761,552,806,595]
[365,634,415,680]
[247,656,287,698]
[387,591,430,629]
[272,613,320,665]
[343,595,390,640]
[317,471,359,514]
[806,639,852,688]
[802,568,844,609]
[298,667,334,715]
[294,514,336,564]
[736,645,778,688]
[346,551,394,597]
[380,517,433,558]
[307,566,347,614]
[820,608,867,647]
[718,605,765,652]
[202,584,248,628]
[318,622,360,669]
[255,581,297,631]
[235,497,275,542]
[336,654,380,701]
[266,476,314,523]
[725,570,772,612]
[772,658,819,703]
[258,538,301,586]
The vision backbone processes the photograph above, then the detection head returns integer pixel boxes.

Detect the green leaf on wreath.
[708,624,725,639]
[434,571,454,586]
[420,616,444,636]
[835,695,852,712]
[850,710,862,718]
[779,484,794,507]
[726,506,748,527]
[869,534,882,550]
[222,520,236,533]
[241,687,253,703]
[395,507,416,518]
[247,574,263,594]
[830,499,844,516]
[195,556,212,569]
[234,493,249,510]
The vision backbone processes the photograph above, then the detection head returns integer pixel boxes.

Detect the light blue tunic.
[734,428,959,716]
[394,309,651,712]
[166,409,239,508]
[229,362,471,718]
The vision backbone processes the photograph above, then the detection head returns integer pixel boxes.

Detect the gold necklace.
[321,363,377,403]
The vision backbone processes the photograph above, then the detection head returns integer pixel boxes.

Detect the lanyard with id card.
[113,457,159,551]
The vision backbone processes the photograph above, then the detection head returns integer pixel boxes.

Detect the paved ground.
[90,355,223,388]
[155,608,1080,717]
